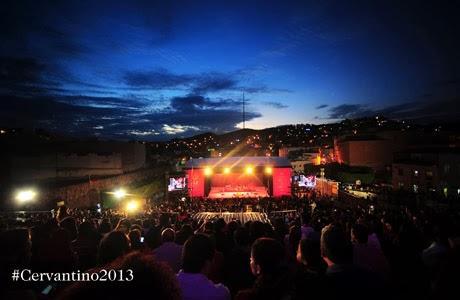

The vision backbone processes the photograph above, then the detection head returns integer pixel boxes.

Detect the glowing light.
[223,167,231,174]
[315,155,321,165]
[126,200,139,213]
[264,166,273,175]
[15,189,37,204]
[245,165,254,175]
[204,167,213,176]
[114,188,127,199]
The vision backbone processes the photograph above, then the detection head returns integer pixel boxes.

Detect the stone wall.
[43,168,158,208]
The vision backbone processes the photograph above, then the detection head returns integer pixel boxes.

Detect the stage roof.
[185,156,291,169]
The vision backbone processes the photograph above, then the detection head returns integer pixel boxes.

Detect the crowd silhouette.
[1,192,459,299]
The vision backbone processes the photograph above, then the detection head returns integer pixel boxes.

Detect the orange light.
[204,167,213,176]
[315,155,321,165]
[264,166,273,175]
[126,200,139,213]
[223,167,231,174]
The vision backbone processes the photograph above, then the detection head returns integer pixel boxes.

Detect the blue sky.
[1,0,459,140]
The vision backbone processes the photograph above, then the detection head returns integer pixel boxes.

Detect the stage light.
[126,200,139,213]
[204,167,213,176]
[15,189,37,204]
[223,167,231,174]
[113,188,127,199]
[264,166,273,175]
[245,165,254,175]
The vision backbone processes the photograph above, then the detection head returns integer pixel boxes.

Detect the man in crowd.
[177,234,230,300]
[154,228,183,273]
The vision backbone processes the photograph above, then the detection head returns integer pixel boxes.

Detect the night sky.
[1,0,459,140]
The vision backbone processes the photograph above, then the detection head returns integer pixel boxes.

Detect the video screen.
[293,175,316,188]
[168,177,187,191]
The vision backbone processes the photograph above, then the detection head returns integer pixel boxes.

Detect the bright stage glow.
[223,167,231,174]
[245,165,254,175]
[113,188,127,199]
[204,167,213,176]
[126,200,139,213]
[15,189,37,204]
[264,166,273,175]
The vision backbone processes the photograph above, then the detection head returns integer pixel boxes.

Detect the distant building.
[392,148,460,197]
[10,152,123,181]
[5,141,146,183]
[334,135,393,171]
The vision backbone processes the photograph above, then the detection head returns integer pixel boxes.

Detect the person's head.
[181,234,215,274]
[175,224,193,245]
[0,229,31,266]
[249,221,266,242]
[128,229,143,250]
[58,252,181,300]
[59,216,78,241]
[99,218,112,234]
[297,238,322,270]
[99,231,130,265]
[56,205,69,222]
[250,238,284,277]
[234,227,250,247]
[320,224,352,267]
[288,225,301,253]
[161,228,175,243]
[351,223,369,244]
[115,219,131,234]
[204,221,214,233]
[144,226,162,250]
[78,221,94,238]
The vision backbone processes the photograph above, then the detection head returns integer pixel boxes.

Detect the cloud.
[0,92,261,140]
[326,97,460,122]
[169,95,242,111]
[123,68,274,95]
[315,104,328,109]
[162,124,200,135]
[327,104,374,119]
[262,101,288,109]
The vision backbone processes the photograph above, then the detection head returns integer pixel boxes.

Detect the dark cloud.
[315,104,328,109]
[262,101,288,109]
[0,57,45,87]
[191,73,238,94]
[0,92,260,140]
[123,69,270,95]
[170,95,243,111]
[327,97,460,122]
[327,104,374,119]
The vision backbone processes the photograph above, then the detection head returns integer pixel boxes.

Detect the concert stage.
[185,156,292,199]
[193,212,270,224]
[208,186,269,199]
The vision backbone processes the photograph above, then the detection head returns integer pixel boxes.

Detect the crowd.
[1,192,460,300]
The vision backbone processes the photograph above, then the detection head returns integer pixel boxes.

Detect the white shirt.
[177,271,230,300]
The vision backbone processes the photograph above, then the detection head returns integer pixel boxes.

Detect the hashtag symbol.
[11,270,19,281]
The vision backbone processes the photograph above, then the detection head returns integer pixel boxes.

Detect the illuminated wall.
[186,169,205,197]
[273,167,292,197]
